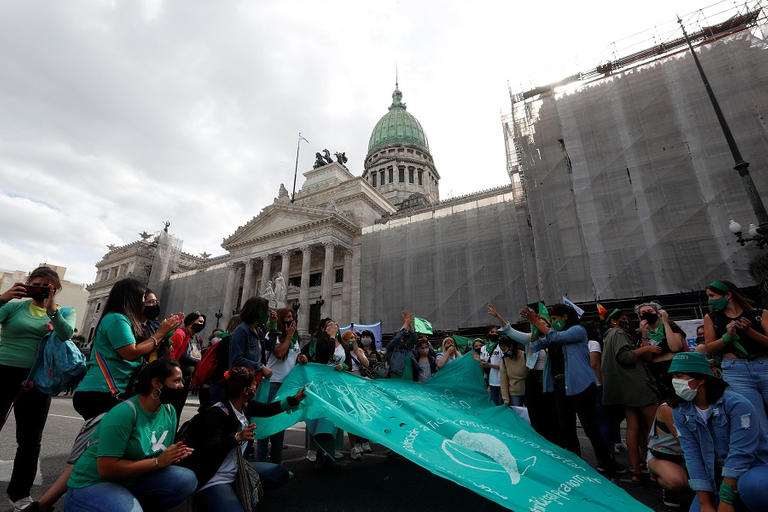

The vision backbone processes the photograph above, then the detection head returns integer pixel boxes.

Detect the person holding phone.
[256,307,307,464]
[0,266,76,511]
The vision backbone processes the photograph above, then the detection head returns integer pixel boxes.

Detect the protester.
[63,359,197,512]
[359,329,386,378]
[470,338,485,362]
[647,399,689,508]
[498,335,527,407]
[669,352,768,512]
[305,319,349,467]
[488,303,559,444]
[386,311,418,381]
[229,297,272,378]
[256,307,306,464]
[702,280,768,435]
[168,311,205,421]
[436,336,459,368]
[601,309,661,481]
[0,267,76,511]
[138,290,164,361]
[480,326,504,405]
[635,301,687,398]
[415,338,437,383]
[182,366,306,511]
[526,304,617,474]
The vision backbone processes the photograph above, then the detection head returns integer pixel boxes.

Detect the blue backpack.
[25,307,87,395]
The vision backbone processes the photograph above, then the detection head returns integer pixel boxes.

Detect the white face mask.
[672,377,698,401]
[361,337,372,346]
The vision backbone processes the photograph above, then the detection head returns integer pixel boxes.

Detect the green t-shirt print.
[76,312,138,394]
[68,396,178,489]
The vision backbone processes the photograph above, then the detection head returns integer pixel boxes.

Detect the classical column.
[342,249,353,325]
[298,246,312,334]
[321,242,334,318]
[280,250,291,280]
[260,254,272,293]
[240,258,255,306]
[221,263,237,326]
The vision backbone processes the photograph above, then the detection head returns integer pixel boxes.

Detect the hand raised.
[0,282,27,303]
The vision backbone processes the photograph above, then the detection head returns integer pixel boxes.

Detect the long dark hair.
[706,280,754,313]
[98,278,145,338]
[240,297,268,326]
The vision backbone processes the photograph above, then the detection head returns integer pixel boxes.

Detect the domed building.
[362,85,440,208]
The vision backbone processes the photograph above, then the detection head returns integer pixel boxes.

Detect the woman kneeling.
[64,359,197,512]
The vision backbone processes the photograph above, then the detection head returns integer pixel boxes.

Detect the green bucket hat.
[668,352,714,377]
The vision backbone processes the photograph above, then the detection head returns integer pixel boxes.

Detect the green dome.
[367,87,429,156]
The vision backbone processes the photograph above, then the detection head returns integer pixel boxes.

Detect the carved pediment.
[222,204,359,250]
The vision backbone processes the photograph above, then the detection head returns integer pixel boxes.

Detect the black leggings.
[73,391,121,420]
[0,364,51,502]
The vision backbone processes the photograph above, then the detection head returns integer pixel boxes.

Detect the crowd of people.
[1,268,768,511]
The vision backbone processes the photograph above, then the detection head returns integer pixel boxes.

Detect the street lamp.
[678,16,768,248]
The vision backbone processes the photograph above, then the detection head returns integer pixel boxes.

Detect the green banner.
[252,356,650,511]
[450,334,475,351]
[413,316,433,334]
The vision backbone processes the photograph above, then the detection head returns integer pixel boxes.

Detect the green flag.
[531,301,550,340]
[253,356,651,512]
[413,316,433,334]
[451,334,474,351]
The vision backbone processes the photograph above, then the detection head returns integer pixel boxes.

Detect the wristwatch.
[47,309,59,319]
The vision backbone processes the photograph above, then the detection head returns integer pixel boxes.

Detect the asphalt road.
[0,397,667,511]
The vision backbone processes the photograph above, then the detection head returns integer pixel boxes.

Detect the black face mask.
[618,320,631,331]
[143,305,160,321]
[474,347,482,354]
[488,334,499,342]
[640,312,658,324]
[695,335,705,345]
[30,290,49,302]
[191,323,204,333]
[159,385,186,405]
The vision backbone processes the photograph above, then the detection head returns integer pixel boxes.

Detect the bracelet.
[718,480,738,505]
[150,336,159,348]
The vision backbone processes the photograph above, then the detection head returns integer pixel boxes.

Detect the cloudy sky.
[0,0,718,283]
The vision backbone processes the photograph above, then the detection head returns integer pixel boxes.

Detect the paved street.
[1,397,666,511]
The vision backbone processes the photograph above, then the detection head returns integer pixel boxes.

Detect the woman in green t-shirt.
[0,266,76,511]
[64,359,197,512]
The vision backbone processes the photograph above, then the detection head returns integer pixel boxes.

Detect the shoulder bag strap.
[94,348,121,398]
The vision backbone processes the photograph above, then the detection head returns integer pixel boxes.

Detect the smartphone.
[23,284,49,297]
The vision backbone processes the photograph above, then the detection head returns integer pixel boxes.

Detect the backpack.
[190,335,231,389]
[25,309,87,395]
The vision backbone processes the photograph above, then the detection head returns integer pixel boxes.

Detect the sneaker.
[613,442,627,454]
[662,489,680,508]
[350,445,362,460]
[10,497,36,512]
[361,442,372,453]
[334,450,344,460]
[305,449,317,462]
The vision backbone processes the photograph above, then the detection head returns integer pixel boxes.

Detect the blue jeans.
[256,381,286,463]
[507,395,525,407]
[687,465,768,512]
[195,461,291,511]
[721,358,768,435]
[489,385,502,406]
[63,466,197,512]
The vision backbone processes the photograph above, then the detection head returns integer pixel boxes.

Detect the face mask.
[672,378,698,401]
[474,346,482,354]
[488,334,499,342]
[361,337,372,346]
[143,305,160,320]
[505,350,515,357]
[551,319,566,331]
[640,312,658,324]
[159,385,186,405]
[30,290,50,302]
[618,320,630,331]
[708,297,728,311]
[445,346,455,352]
[419,348,429,355]
[191,323,204,333]
[695,335,705,345]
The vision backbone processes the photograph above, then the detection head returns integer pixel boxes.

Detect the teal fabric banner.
[252,355,651,512]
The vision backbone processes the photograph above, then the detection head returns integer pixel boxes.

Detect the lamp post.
[678,16,768,248]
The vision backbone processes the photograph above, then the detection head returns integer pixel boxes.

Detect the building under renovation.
[83,2,768,343]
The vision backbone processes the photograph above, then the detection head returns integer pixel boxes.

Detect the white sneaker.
[350,445,362,460]
[305,449,316,462]
[361,442,372,453]
[334,450,344,459]
[10,497,34,512]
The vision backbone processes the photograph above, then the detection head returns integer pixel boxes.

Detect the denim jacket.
[673,388,768,493]
[386,328,417,377]
[228,322,265,370]
[529,325,597,396]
